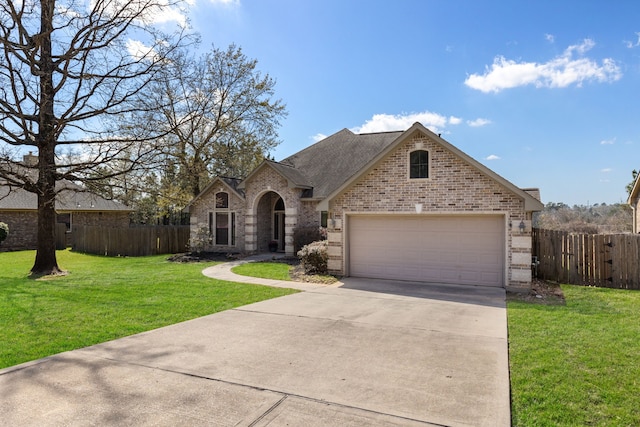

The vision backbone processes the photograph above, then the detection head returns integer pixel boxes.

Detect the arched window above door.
[215,192,229,209]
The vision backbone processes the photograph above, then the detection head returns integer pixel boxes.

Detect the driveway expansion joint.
[248,395,288,426]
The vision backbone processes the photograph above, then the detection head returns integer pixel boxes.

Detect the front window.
[409,150,429,179]
[209,191,235,246]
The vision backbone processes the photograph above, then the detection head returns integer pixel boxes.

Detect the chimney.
[23,151,38,166]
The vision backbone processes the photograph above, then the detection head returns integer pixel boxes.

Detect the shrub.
[0,222,8,245]
[297,240,328,274]
[293,226,326,253]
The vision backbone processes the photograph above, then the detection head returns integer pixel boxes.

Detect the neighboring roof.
[184,176,245,212]
[628,174,640,205]
[522,188,542,202]
[317,123,544,212]
[1,153,132,212]
[0,180,132,212]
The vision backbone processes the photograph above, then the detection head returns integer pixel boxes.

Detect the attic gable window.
[215,192,229,208]
[409,150,429,179]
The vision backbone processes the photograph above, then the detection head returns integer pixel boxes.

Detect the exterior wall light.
[519,220,526,232]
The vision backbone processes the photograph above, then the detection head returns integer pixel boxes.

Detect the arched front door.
[255,191,285,252]
[273,197,285,251]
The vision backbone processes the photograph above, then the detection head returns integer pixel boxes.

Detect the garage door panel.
[349,215,504,287]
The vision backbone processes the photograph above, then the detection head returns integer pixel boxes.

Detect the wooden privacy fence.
[533,228,640,290]
[72,225,190,256]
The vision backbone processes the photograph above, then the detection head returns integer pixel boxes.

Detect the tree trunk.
[31,148,61,275]
[31,0,61,276]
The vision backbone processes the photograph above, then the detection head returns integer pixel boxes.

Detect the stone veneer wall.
[189,182,246,253]
[326,131,532,290]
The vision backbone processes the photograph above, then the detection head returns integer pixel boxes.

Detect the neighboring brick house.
[187,122,543,290]
[628,174,640,233]
[0,164,132,250]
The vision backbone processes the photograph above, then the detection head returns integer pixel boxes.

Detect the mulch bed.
[167,252,242,263]
[507,278,566,305]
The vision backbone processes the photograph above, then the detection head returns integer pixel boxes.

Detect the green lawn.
[232,261,339,284]
[0,250,298,369]
[508,284,640,426]
[231,261,292,280]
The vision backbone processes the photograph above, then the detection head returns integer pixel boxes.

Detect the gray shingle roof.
[218,177,245,197]
[265,160,313,189]
[279,128,402,198]
[0,181,132,212]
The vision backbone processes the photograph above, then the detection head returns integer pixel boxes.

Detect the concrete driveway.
[0,274,509,426]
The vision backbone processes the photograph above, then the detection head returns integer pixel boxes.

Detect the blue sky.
[182,0,639,206]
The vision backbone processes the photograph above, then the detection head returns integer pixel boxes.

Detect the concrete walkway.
[201,253,335,291]
[1,256,510,426]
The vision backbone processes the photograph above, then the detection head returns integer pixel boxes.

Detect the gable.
[235,160,312,193]
[321,123,543,212]
[185,177,244,212]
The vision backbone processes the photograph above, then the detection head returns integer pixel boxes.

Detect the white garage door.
[348,215,504,287]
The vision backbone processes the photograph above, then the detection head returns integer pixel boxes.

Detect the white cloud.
[600,137,616,145]
[351,111,450,134]
[625,32,640,48]
[486,154,501,160]
[464,39,622,93]
[126,39,158,61]
[311,133,327,142]
[90,0,189,27]
[545,33,555,43]
[448,116,462,125]
[601,168,612,173]
[467,118,491,127]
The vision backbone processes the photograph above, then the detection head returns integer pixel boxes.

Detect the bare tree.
[129,44,287,199]
[0,0,190,275]
[534,202,632,234]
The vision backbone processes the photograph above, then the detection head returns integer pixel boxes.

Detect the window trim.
[408,149,430,180]
[209,191,236,246]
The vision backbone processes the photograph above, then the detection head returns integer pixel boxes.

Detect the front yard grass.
[231,261,291,280]
[508,284,640,426]
[232,261,338,284]
[0,250,298,369]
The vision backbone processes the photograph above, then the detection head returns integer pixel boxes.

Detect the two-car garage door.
[348,215,505,287]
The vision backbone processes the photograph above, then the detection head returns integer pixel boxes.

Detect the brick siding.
[189,180,246,253]
[327,131,532,289]
[0,210,130,251]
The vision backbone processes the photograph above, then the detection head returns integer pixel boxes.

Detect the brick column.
[244,212,257,252]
